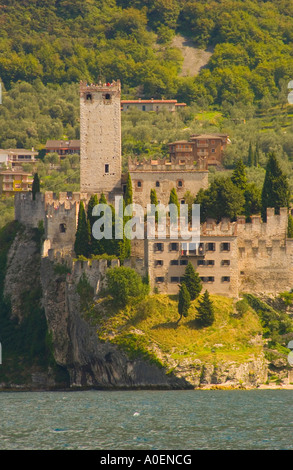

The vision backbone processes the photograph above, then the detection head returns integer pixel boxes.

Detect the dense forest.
[1,0,293,228]
[1,0,293,104]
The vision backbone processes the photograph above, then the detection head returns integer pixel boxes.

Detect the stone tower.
[79,80,122,198]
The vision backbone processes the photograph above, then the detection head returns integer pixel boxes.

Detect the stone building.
[45,140,80,158]
[79,80,122,201]
[0,169,33,196]
[13,80,293,299]
[168,133,230,168]
[128,155,209,209]
[121,98,186,112]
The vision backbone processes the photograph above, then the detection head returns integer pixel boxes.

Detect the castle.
[14,80,293,299]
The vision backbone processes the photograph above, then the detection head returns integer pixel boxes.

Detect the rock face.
[2,227,270,390]
[40,257,188,390]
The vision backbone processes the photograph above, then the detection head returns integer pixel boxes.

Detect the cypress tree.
[177,282,191,325]
[87,194,100,255]
[254,142,260,167]
[182,262,202,300]
[247,142,253,167]
[196,290,215,327]
[288,214,293,238]
[231,158,247,191]
[150,188,159,223]
[99,192,107,204]
[261,152,290,221]
[74,201,90,257]
[124,173,133,207]
[32,173,40,200]
[169,187,180,224]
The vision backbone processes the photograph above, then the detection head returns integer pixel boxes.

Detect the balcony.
[180,242,205,257]
[197,143,209,148]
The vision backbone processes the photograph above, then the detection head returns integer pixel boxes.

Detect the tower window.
[155,181,160,187]
[105,164,109,173]
[59,223,67,233]
[86,93,92,101]
[105,93,111,100]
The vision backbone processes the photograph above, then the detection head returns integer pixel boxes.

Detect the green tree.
[169,187,180,224]
[195,177,245,223]
[244,183,261,219]
[182,262,202,301]
[150,188,159,223]
[74,201,90,257]
[32,173,40,200]
[247,142,254,167]
[254,142,260,167]
[177,282,191,325]
[261,152,290,221]
[106,266,149,308]
[124,173,133,208]
[231,158,247,191]
[288,214,293,238]
[196,290,215,327]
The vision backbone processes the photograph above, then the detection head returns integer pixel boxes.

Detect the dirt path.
[172,35,213,77]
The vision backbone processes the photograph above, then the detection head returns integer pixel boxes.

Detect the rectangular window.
[154,243,164,252]
[170,276,180,283]
[155,260,163,267]
[200,276,215,283]
[197,260,205,266]
[170,242,179,252]
[105,164,109,173]
[221,260,230,266]
[179,259,188,266]
[221,242,230,252]
[211,148,215,153]
[206,242,216,252]
[170,259,179,266]
[155,276,164,283]
[206,260,215,266]
[222,276,230,282]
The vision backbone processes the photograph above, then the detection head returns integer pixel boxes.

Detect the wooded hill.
[1,0,293,106]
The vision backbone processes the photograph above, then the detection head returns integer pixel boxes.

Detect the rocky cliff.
[1,226,189,390]
[0,224,284,391]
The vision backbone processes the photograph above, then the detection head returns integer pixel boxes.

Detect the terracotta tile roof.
[45,140,80,149]
[121,99,178,104]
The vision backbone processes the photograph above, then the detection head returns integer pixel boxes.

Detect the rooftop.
[45,140,80,149]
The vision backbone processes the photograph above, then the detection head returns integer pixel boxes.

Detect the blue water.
[0,389,292,450]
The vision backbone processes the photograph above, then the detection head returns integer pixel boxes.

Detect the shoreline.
[1,383,293,393]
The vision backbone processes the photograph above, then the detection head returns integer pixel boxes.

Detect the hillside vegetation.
[1,0,293,106]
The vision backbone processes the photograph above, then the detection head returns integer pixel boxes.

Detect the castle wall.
[45,202,79,253]
[147,234,238,297]
[80,81,122,197]
[129,166,208,209]
[14,192,46,228]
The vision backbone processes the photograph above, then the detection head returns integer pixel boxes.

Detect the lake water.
[0,389,292,450]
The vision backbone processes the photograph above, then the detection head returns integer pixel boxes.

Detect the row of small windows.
[155,276,231,284]
[154,242,231,253]
[136,180,183,189]
[155,259,230,267]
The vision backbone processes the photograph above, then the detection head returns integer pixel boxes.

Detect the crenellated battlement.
[128,156,204,172]
[47,248,120,295]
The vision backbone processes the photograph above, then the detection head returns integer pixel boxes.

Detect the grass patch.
[94,293,263,369]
